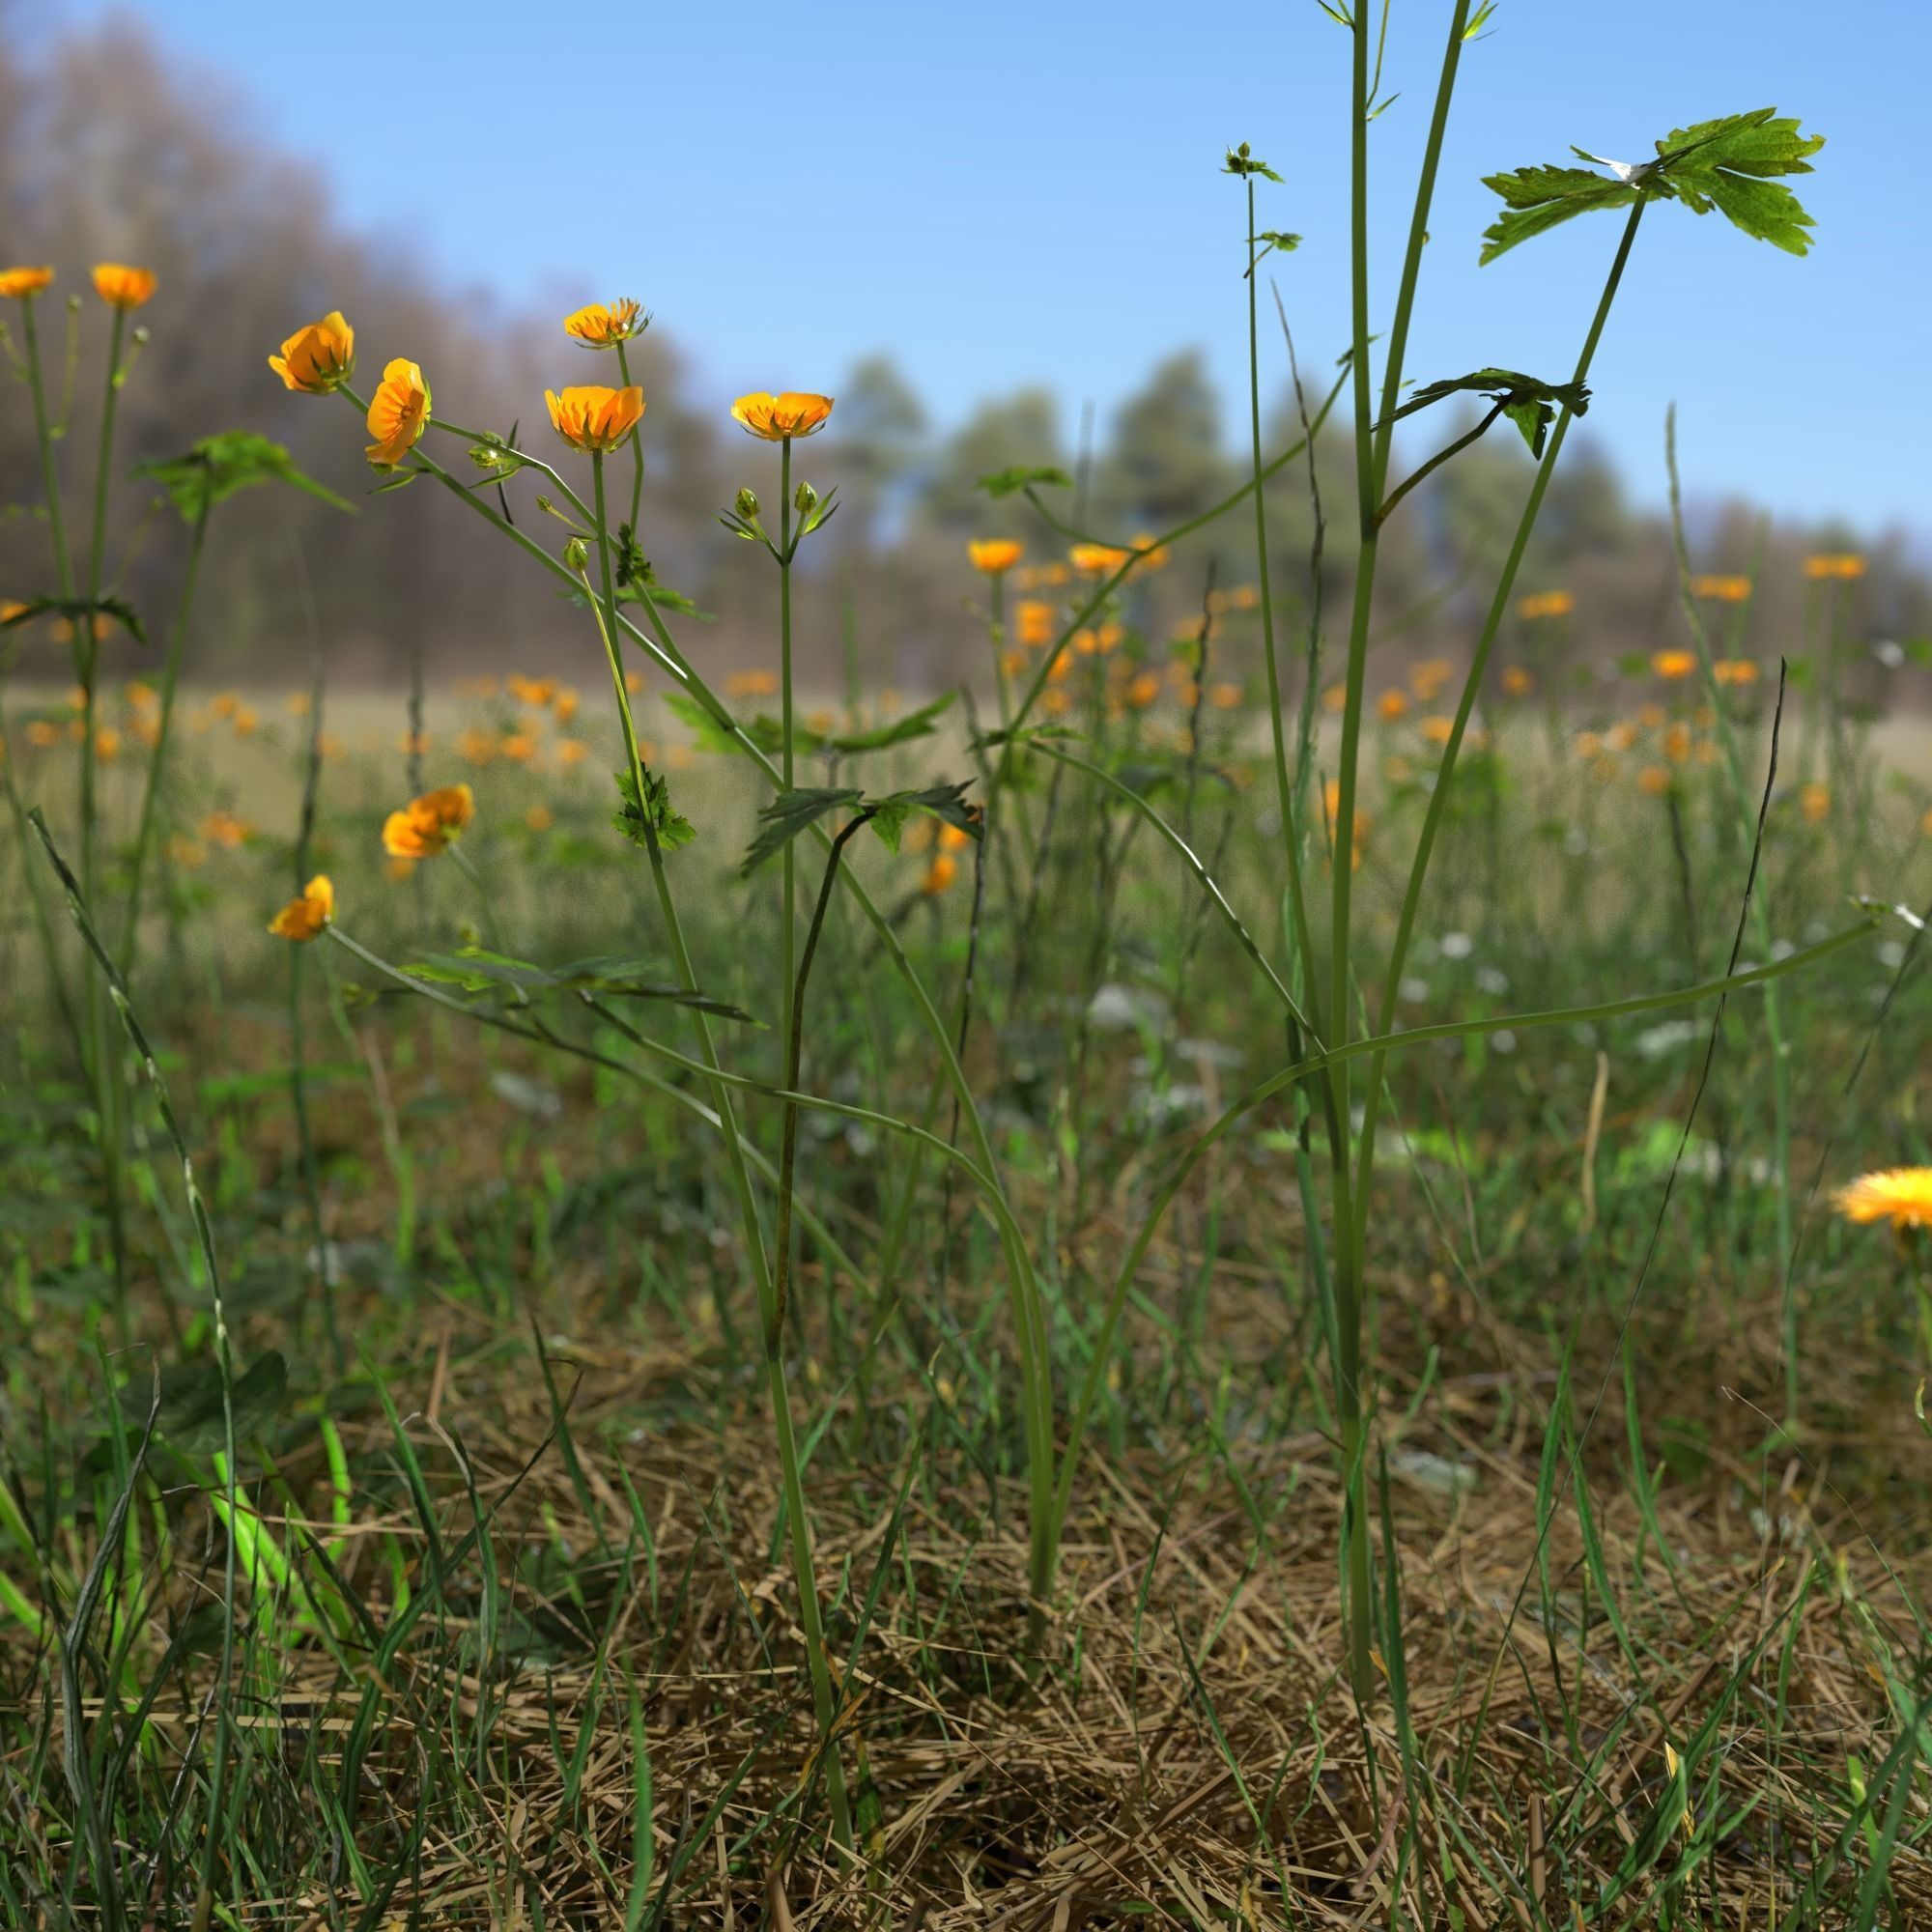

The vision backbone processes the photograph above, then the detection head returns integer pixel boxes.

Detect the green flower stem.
[588,451,853,1856]
[391,416,1056,1613]
[19,296,74,594]
[118,497,212,974]
[614,340,645,538]
[780,433,798,1243]
[27,806,239,1931]
[80,307,127,904]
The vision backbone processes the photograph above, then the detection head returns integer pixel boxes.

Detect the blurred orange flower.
[1124,671,1161,710]
[270,311,355,393]
[25,721,59,749]
[1378,690,1409,722]
[1834,1167,1932,1231]
[557,737,589,767]
[1420,716,1455,746]
[1500,667,1534,697]
[1518,590,1574,621]
[1208,681,1244,710]
[92,263,156,310]
[459,727,499,766]
[365,357,431,469]
[725,668,779,698]
[200,810,252,849]
[508,674,556,707]
[1690,574,1751,602]
[93,726,121,761]
[730,392,833,440]
[1069,543,1128,576]
[1804,554,1864,582]
[563,298,644,348]
[922,853,958,895]
[0,267,53,299]
[546,384,644,453]
[270,874,333,942]
[382,782,475,860]
[1637,765,1671,797]
[1651,650,1697,680]
[526,804,554,832]
[1800,781,1830,824]
[1015,601,1057,647]
[1713,658,1758,687]
[969,539,1024,575]
[500,731,537,763]
[939,821,974,853]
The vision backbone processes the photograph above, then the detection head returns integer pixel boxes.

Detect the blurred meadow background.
[5,2,1932,1926]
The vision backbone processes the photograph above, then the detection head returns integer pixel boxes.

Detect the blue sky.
[43,1,1932,532]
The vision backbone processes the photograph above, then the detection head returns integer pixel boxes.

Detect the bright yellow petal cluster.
[1834,1168,1932,1231]
[270,311,355,393]
[1651,650,1698,680]
[381,783,475,860]
[1069,543,1129,576]
[563,298,644,348]
[545,384,644,453]
[0,266,54,299]
[92,262,156,310]
[969,539,1024,575]
[270,874,334,942]
[366,357,431,469]
[730,391,833,441]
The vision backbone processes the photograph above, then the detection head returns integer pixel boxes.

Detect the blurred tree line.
[2,11,1925,705]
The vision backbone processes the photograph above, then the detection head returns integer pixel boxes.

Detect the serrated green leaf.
[826,692,954,754]
[612,765,696,852]
[741,786,863,876]
[1389,367,1590,459]
[136,431,353,522]
[2,594,148,645]
[867,781,980,855]
[975,465,1072,499]
[1482,107,1823,264]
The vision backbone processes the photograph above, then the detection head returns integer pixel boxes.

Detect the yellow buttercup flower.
[545,384,645,453]
[1834,1168,1932,1232]
[0,266,54,299]
[730,391,833,440]
[270,874,334,942]
[92,263,156,309]
[1068,542,1128,576]
[563,298,645,348]
[381,782,475,860]
[969,539,1024,575]
[269,310,355,393]
[365,357,431,469]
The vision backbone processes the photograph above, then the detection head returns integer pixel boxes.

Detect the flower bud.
[563,535,589,572]
[734,487,760,522]
[793,480,818,516]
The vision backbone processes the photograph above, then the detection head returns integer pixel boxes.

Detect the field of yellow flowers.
[8,28,1932,1928]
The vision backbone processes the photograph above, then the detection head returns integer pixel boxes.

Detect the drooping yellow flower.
[545,384,645,453]
[1068,542,1128,576]
[365,357,431,469]
[1691,574,1751,602]
[1713,658,1759,687]
[381,782,475,860]
[269,310,355,394]
[563,298,644,348]
[1518,589,1575,621]
[969,539,1025,575]
[270,874,334,942]
[1834,1168,1932,1232]
[0,266,53,299]
[1652,649,1697,680]
[729,391,833,440]
[92,263,156,310]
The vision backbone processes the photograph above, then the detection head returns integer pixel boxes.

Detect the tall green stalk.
[587,451,852,1854]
